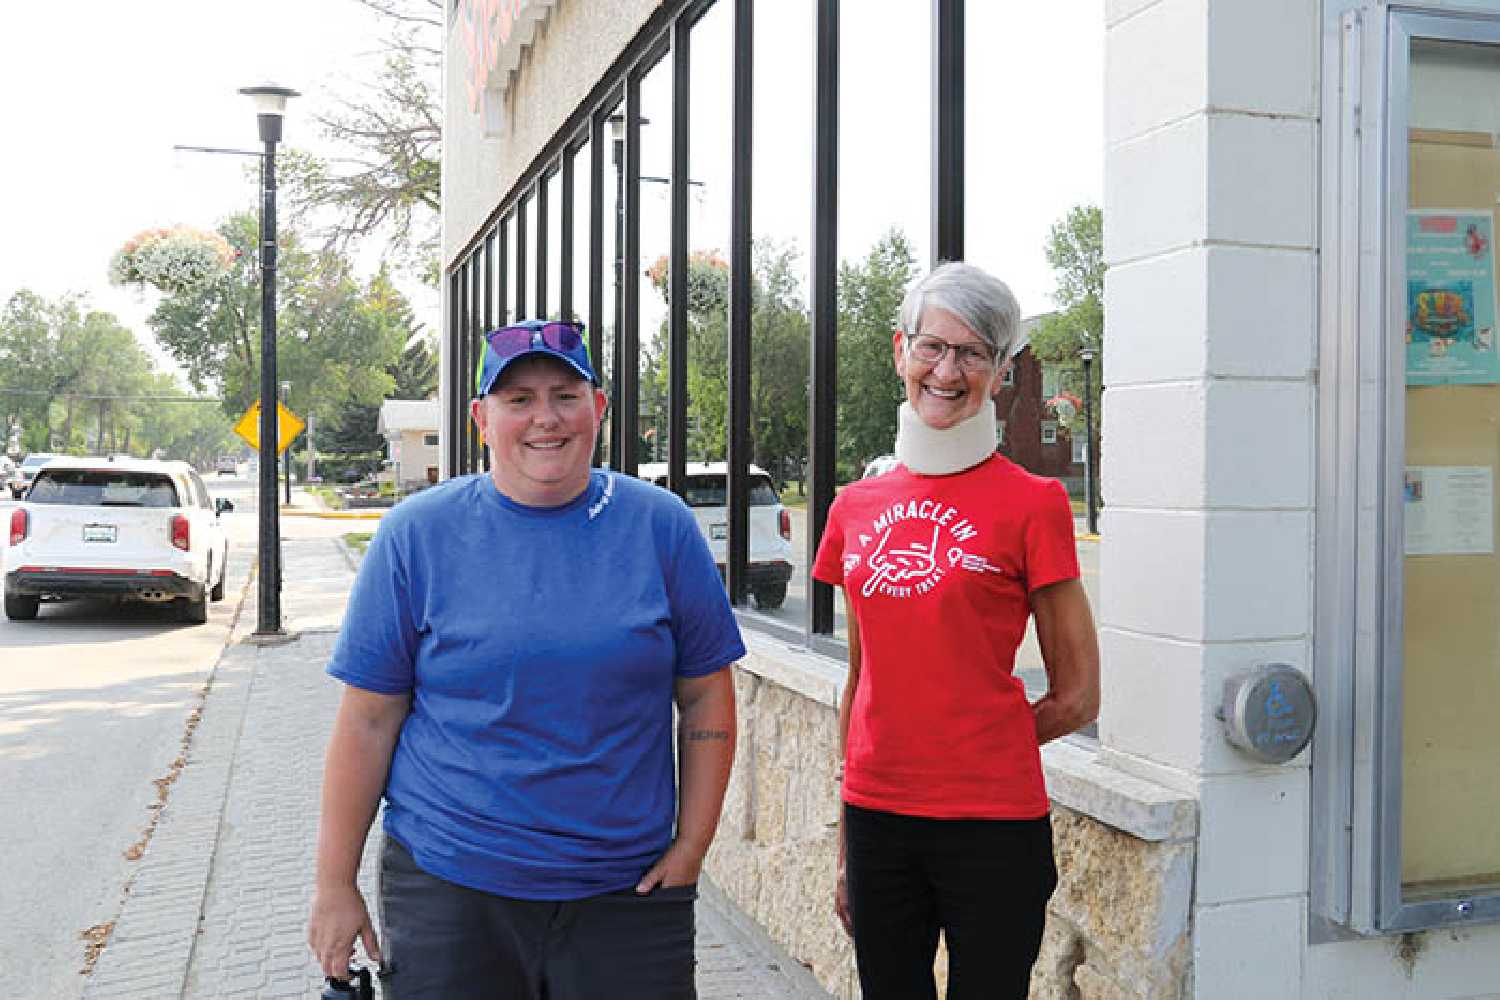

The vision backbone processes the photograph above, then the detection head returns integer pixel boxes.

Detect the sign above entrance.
[460,0,561,135]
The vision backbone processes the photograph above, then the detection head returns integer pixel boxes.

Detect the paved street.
[0,478,255,1000]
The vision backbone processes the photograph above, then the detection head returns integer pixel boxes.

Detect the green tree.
[146,212,285,407]
[0,290,206,457]
[643,243,811,485]
[836,228,920,483]
[1028,204,1103,432]
[281,0,442,278]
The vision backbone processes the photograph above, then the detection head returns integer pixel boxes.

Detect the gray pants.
[377,837,697,999]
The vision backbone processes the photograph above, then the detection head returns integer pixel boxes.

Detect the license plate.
[83,524,117,543]
[710,523,727,541]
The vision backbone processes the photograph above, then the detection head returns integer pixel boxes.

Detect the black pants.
[378,837,697,999]
[844,804,1057,1000]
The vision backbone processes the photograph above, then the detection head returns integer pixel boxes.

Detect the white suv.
[636,462,794,610]
[3,457,232,623]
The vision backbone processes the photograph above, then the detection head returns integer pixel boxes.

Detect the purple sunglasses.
[486,321,584,357]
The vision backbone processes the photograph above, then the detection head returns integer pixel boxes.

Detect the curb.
[278,508,385,520]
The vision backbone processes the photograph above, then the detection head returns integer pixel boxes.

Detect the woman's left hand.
[636,839,706,893]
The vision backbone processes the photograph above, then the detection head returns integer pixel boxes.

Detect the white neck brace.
[893,399,998,476]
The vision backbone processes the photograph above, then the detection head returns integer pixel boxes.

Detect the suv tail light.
[8,507,26,546]
[170,514,191,551]
[779,508,791,542]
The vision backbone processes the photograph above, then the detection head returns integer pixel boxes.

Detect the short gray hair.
[897,262,1024,360]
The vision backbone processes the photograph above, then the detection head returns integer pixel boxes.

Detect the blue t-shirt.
[326,470,746,900]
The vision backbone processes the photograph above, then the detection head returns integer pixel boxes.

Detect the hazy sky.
[1,1,1103,384]
[0,1,395,374]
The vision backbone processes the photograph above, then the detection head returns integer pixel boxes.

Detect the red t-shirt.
[812,454,1079,819]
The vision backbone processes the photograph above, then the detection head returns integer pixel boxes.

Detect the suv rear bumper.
[5,568,203,601]
[717,560,793,587]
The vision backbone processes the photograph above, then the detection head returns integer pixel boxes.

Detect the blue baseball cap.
[475,319,598,396]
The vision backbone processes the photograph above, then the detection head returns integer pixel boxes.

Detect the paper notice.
[1404,466,1495,556]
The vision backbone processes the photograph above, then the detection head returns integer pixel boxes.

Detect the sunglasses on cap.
[478,320,596,394]
[486,321,585,357]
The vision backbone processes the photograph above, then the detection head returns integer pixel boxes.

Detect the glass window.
[1400,33,1500,907]
[544,167,562,318]
[601,97,625,466]
[570,139,592,329]
[965,4,1103,343]
[29,469,180,507]
[638,53,673,467]
[751,0,813,622]
[501,212,517,328]
[521,191,538,319]
[1041,421,1058,446]
[836,0,927,490]
[424,433,439,447]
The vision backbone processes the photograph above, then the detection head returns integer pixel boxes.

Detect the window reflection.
[638,54,672,467]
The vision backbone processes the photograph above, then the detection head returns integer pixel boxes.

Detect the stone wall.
[706,634,1198,999]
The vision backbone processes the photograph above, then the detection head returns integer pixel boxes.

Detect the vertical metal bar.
[468,252,483,471]
[455,263,467,473]
[516,193,530,318]
[447,271,461,479]
[668,13,691,498]
[807,0,839,633]
[611,110,626,467]
[727,0,754,606]
[931,0,963,264]
[620,74,643,476]
[478,233,494,470]
[561,146,576,321]
[498,216,510,326]
[589,113,607,465]
[537,170,550,317]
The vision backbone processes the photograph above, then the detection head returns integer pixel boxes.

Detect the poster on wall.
[1406,210,1500,385]
[1404,465,1495,556]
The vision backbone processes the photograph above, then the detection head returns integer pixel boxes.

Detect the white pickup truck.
[3,457,232,623]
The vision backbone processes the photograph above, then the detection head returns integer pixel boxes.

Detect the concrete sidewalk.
[82,500,828,999]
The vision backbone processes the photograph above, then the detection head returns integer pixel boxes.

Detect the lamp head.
[239,82,300,144]
[1079,347,1096,364]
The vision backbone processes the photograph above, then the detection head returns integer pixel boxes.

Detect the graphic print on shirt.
[851,495,1008,600]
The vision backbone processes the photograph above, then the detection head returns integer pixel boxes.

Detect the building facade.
[442,1,1500,995]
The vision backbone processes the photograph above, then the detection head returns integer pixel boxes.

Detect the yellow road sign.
[233,401,306,455]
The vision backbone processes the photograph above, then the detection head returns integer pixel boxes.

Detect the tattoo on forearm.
[686,729,730,742]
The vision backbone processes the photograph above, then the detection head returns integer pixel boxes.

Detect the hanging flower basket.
[109,226,239,295]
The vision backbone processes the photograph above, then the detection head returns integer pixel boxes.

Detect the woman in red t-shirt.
[812,261,1100,999]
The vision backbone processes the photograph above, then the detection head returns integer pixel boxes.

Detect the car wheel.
[179,588,209,625]
[4,593,40,621]
[210,555,226,602]
[752,582,787,611]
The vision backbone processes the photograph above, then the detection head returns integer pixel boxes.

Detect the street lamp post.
[1080,347,1098,536]
[240,82,299,637]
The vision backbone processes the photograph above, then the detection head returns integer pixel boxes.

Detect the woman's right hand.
[308,882,381,978]
[834,856,853,936]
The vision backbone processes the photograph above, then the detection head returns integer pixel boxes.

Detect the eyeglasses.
[904,333,996,373]
[486,321,585,358]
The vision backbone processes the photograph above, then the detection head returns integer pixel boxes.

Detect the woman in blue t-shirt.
[307,320,745,1000]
